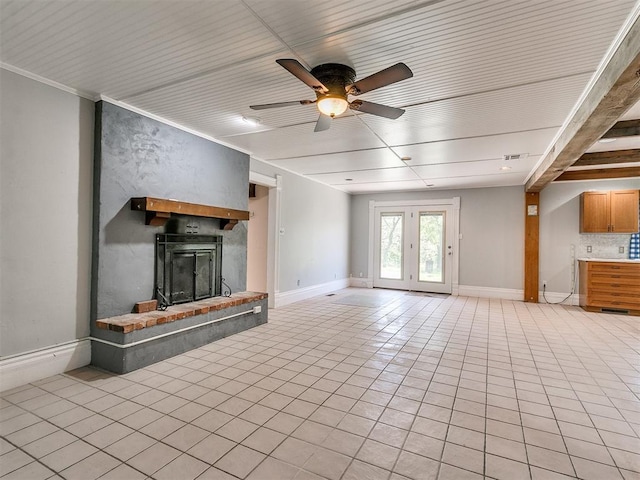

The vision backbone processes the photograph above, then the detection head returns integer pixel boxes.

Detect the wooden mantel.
[131,197,250,230]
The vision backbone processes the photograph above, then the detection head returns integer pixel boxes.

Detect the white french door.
[373,204,455,293]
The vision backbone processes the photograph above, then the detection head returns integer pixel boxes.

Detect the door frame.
[249,171,281,309]
[368,197,460,295]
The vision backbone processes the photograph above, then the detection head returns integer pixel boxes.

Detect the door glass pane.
[380,213,403,279]
[418,212,444,283]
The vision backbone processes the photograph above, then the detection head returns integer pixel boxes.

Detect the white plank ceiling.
[1,0,638,193]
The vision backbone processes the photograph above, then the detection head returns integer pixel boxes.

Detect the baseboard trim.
[275,278,350,308]
[340,282,576,305]
[349,277,373,288]
[0,340,91,392]
[458,285,524,301]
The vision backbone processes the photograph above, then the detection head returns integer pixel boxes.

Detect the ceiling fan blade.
[314,113,331,132]
[276,59,328,93]
[250,100,314,110]
[350,100,405,119]
[348,63,413,96]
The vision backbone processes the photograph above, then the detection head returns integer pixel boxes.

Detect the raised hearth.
[91,292,267,373]
[97,292,266,332]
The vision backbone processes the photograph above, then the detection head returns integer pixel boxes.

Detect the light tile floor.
[1,288,639,480]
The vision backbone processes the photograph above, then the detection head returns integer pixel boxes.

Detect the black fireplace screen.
[155,234,222,306]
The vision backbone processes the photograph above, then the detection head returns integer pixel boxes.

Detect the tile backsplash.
[578,233,633,259]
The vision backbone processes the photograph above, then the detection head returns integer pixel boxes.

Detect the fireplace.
[155,234,222,306]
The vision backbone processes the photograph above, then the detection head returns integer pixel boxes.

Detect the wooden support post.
[524,191,540,303]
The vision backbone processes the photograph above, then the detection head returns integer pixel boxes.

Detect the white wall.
[247,184,269,292]
[540,178,640,296]
[250,159,351,295]
[350,186,525,292]
[0,69,94,357]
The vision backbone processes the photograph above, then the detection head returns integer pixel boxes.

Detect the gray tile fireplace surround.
[91,293,268,374]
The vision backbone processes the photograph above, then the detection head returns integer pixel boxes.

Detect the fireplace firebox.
[155,234,222,306]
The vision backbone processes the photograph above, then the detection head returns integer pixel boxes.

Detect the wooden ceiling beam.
[601,119,640,138]
[573,148,640,166]
[554,166,640,182]
[525,13,640,192]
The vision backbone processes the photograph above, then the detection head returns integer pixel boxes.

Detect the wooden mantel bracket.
[131,197,249,230]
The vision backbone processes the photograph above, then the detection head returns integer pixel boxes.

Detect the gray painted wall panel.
[0,70,94,356]
[249,158,351,291]
[540,178,640,295]
[94,102,249,320]
[350,186,525,290]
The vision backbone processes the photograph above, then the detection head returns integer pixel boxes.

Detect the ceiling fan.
[250,59,413,132]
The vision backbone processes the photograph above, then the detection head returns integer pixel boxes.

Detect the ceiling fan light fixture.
[317,95,349,117]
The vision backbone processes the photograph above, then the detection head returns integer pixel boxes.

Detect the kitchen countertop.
[578,258,640,263]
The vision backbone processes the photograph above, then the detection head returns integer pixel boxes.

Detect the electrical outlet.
[297,279,300,286]
[619,246,625,254]
[586,245,592,253]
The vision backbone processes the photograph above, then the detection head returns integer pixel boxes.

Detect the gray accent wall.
[350,186,525,290]
[0,69,94,357]
[93,101,249,321]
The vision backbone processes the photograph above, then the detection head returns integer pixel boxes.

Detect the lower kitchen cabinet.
[579,260,640,315]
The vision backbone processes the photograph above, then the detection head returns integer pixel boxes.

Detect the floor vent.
[601,308,629,314]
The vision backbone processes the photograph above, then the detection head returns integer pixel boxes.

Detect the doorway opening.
[247,171,280,308]
[247,184,269,293]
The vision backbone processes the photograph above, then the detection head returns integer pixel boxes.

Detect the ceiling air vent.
[503,153,529,161]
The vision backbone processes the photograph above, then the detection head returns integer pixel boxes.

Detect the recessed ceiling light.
[400,156,412,161]
[426,183,435,187]
[242,116,261,126]
[499,166,512,171]
[598,138,616,143]
[345,178,353,181]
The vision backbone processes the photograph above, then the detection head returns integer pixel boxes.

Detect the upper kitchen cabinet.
[580,190,639,233]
